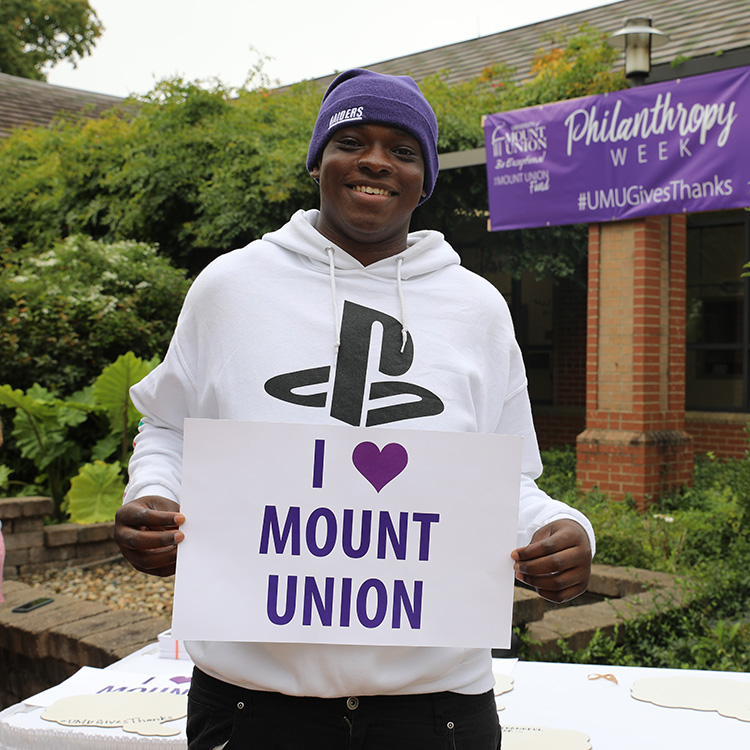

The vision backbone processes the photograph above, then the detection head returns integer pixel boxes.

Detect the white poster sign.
[172,420,521,648]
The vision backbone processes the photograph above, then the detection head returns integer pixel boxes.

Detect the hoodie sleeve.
[497,346,596,556]
[122,259,215,506]
[123,250,238,505]
[123,337,197,505]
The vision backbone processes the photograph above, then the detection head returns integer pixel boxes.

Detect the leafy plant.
[530,445,750,671]
[0,352,159,521]
[0,383,89,519]
[90,351,159,465]
[0,464,12,493]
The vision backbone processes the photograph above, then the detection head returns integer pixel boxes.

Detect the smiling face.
[310,123,426,266]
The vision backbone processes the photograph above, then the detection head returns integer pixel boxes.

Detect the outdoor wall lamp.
[608,16,670,86]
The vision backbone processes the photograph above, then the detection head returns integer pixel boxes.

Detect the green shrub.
[531,540,750,672]
[0,30,625,275]
[0,79,322,271]
[0,235,188,395]
[533,445,750,671]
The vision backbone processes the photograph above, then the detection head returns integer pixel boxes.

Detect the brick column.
[576,216,693,505]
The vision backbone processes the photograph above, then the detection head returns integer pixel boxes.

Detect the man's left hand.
[511,519,592,603]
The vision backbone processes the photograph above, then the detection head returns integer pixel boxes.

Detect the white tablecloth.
[2,652,749,749]
[495,660,750,749]
[0,643,191,749]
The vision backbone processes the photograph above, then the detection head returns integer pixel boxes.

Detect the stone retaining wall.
[0,579,169,710]
[523,564,687,657]
[0,496,119,576]
[0,564,682,709]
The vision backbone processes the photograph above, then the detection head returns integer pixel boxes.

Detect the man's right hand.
[115,495,185,577]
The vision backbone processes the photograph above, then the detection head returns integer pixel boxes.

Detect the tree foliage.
[0,0,102,80]
[0,24,625,276]
[0,77,322,270]
[414,24,623,281]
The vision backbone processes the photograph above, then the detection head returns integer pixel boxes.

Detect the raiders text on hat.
[328,107,365,129]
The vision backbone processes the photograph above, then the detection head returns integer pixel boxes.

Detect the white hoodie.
[126,208,594,697]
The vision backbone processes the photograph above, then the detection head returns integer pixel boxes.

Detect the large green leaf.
[91,433,121,462]
[0,384,39,413]
[0,383,86,468]
[65,461,124,523]
[93,352,158,436]
[0,464,12,492]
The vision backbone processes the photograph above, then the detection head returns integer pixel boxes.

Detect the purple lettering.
[339,577,352,627]
[312,439,325,488]
[376,511,408,560]
[342,508,372,558]
[266,574,297,624]
[391,580,423,629]
[356,578,388,628]
[306,507,337,557]
[412,513,440,561]
[259,506,300,555]
[302,576,334,626]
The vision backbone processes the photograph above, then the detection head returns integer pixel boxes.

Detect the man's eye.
[337,137,360,148]
[394,147,417,158]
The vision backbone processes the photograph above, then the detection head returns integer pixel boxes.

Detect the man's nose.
[357,144,392,173]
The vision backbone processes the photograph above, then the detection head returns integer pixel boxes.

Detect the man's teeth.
[352,185,391,196]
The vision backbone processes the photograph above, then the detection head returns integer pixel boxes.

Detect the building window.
[686,210,750,411]
[458,241,555,406]
[511,275,554,405]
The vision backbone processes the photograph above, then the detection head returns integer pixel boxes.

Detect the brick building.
[356,0,750,502]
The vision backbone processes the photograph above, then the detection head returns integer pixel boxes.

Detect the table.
[494,660,750,749]
[1,654,748,748]
[0,642,191,749]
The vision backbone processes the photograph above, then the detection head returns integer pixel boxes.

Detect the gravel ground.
[19,559,175,618]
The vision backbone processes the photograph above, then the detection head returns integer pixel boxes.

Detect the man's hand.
[511,519,592,603]
[114,495,185,577]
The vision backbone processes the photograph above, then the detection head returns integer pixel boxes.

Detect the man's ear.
[310,164,321,180]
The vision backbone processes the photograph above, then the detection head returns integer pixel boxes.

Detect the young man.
[116,68,594,750]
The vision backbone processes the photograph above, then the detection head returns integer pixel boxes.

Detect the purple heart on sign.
[352,442,408,493]
[170,676,192,684]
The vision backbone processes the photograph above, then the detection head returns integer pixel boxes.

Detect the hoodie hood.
[262,209,460,280]
[262,209,461,352]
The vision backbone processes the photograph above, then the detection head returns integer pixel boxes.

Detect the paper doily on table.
[41,693,187,737]
[493,673,515,711]
[631,675,750,721]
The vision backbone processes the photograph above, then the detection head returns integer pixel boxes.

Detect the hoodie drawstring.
[396,257,409,353]
[325,247,341,351]
[325,247,409,355]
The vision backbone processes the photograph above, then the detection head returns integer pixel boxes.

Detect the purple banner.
[484,66,750,231]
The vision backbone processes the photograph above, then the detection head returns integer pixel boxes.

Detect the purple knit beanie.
[306,69,439,205]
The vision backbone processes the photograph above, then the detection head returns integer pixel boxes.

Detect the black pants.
[187,667,502,750]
